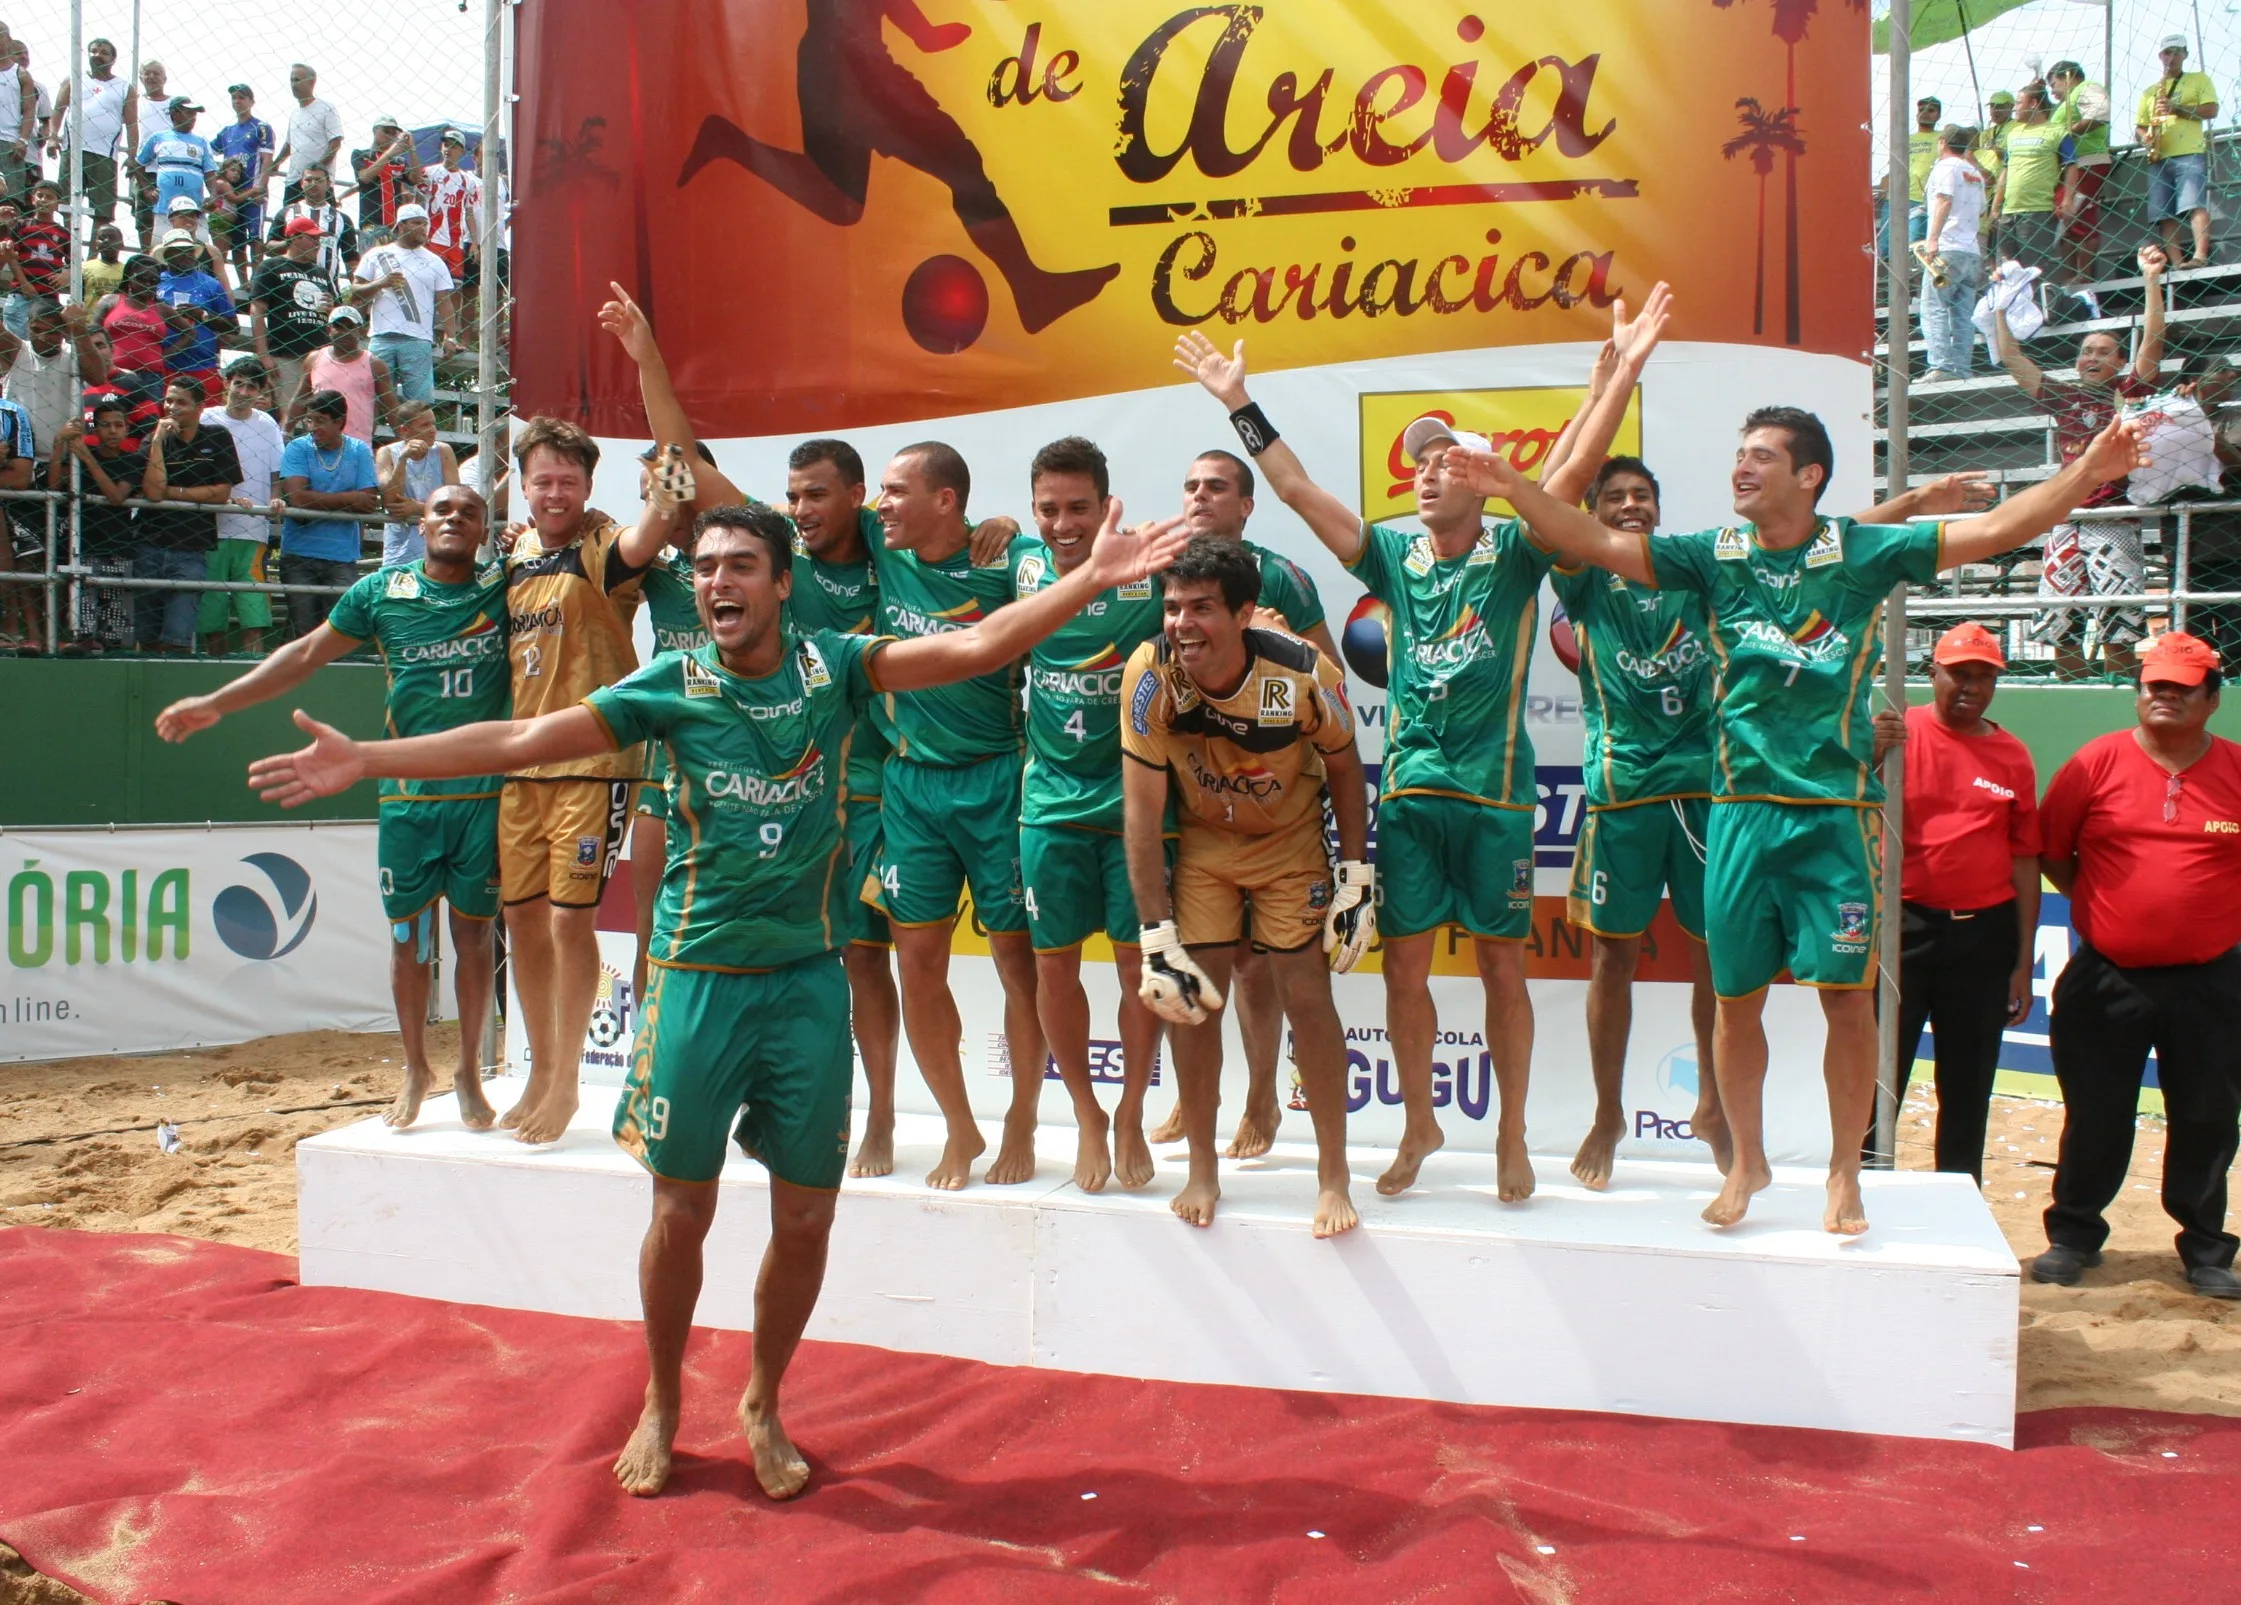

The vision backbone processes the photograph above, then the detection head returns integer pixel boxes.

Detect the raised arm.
[155,622,363,740]
[879,505,1190,691]
[248,705,612,807]
[612,443,697,570]
[1542,282,1671,505]
[2134,245,2168,384]
[1938,416,2148,569]
[1991,293,2045,396]
[598,281,745,507]
[1538,340,1617,488]
[1173,330,1367,564]
[1439,445,1654,583]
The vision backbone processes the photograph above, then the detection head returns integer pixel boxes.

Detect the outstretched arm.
[1174,331,1367,564]
[1542,282,1672,506]
[1440,445,1654,583]
[614,444,697,570]
[1539,340,1618,488]
[248,705,612,807]
[879,505,1189,691]
[1939,416,2148,568]
[598,281,745,509]
[156,623,363,740]
[1855,471,1997,525]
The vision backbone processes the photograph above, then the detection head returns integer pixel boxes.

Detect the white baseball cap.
[165,194,204,214]
[1401,415,1494,464]
[2161,33,2190,53]
[393,203,429,224]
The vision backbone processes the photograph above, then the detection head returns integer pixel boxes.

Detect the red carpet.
[2,1227,2235,1604]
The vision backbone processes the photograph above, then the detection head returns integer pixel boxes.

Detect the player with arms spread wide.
[247,498,1187,1501]
[1442,404,2147,1233]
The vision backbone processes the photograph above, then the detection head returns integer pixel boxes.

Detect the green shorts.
[1568,797,1709,941]
[1020,822,1141,950]
[1704,800,1883,998]
[612,954,853,1188]
[844,794,891,947]
[195,539,273,633]
[872,752,1028,933]
[1376,792,1536,941]
[377,796,500,921]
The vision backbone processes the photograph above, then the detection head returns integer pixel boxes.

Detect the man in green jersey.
[872,440,1052,1191]
[155,485,505,1132]
[1144,446,1345,1160]
[1444,407,2146,1234]
[1015,436,1168,1193]
[244,499,1189,1502]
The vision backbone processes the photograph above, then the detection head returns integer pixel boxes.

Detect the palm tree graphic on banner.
[1724,98,1806,338]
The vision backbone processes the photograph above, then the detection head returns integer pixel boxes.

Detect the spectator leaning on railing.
[377,400,459,568]
[2032,632,2241,1302]
[50,399,142,653]
[2,298,111,455]
[0,388,32,649]
[278,388,377,638]
[2138,34,2219,268]
[1992,243,2169,681]
[1918,124,1986,383]
[199,359,287,657]
[136,376,241,654]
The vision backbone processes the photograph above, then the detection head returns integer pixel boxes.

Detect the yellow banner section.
[1358,385,1641,522]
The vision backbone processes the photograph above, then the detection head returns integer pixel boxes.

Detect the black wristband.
[1229,401,1279,456]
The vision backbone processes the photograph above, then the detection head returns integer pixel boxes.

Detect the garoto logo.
[213,853,318,961]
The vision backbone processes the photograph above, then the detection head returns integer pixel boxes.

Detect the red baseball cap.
[1932,621,2007,670]
[284,216,324,237]
[2140,630,2221,686]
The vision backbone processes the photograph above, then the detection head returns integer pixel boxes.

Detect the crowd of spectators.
[0,22,499,654]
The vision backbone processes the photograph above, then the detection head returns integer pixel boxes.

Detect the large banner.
[517,3,1877,1167]
[1,826,396,1063]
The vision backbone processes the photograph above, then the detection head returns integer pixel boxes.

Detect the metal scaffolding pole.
[475,0,509,502]
[1874,0,1913,1171]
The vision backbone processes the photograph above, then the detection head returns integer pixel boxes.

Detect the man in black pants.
[1870,623,2041,1179]
[2032,631,2241,1299]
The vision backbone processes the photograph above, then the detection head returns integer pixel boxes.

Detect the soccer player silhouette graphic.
[678,0,1119,335]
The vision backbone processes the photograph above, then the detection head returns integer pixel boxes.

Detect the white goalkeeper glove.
[1324,860,1376,973]
[1138,920,1223,1025]
[650,442,697,511]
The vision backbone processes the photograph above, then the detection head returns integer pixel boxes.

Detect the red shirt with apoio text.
[2039,729,2241,968]
[1900,705,2041,911]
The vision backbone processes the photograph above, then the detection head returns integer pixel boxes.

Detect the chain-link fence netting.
[2,2,512,655]
[1875,0,2241,680]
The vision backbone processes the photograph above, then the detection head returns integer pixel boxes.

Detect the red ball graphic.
[1548,598,1581,674]
[901,254,990,354]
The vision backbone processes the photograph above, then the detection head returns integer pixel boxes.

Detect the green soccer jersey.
[1551,563,1714,808]
[875,530,1034,767]
[327,560,511,802]
[1248,539,1326,635]
[1648,518,1944,806]
[1012,540,1164,831]
[787,519,887,799]
[1349,519,1553,810]
[584,631,885,971]
[640,548,708,658]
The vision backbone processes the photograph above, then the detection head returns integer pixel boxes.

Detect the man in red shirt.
[2033,631,2241,1299]
[1877,623,2042,1180]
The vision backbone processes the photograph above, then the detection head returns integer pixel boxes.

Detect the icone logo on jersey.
[705,745,827,808]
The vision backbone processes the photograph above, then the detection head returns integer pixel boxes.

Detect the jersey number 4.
[1063,710,1088,742]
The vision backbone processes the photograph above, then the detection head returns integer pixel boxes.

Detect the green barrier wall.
[2,664,2233,828]
[2,659,389,825]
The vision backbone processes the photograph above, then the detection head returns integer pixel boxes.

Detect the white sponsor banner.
[1,825,396,1063]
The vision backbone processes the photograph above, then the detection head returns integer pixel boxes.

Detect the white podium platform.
[297,1079,2020,1447]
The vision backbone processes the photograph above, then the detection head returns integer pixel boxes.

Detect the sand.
[2,1031,2237,1417]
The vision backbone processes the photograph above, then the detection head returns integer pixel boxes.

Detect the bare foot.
[1375,1123,1446,1196]
[1147,1102,1185,1144]
[1071,1111,1113,1193]
[848,1119,895,1179]
[612,1398,677,1497]
[984,1117,1039,1186]
[739,1398,811,1500]
[514,1085,579,1145]
[453,1068,497,1130]
[1694,1105,1735,1175]
[1112,1120,1156,1190]
[1825,1170,1869,1236]
[1568,1118,1625,1191]
[1312,1184,1360,1238]
[925,1125,987,1190]
[498,1093,530,1131]
[1224,1102,1280,1159]
[1495,1134,1537,1203]
[1171,1175,1220,1227]
[1702,1159,1772,1228]
[383,1064,432,1129]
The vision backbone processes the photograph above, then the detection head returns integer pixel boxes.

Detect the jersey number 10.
[438,667,476,698]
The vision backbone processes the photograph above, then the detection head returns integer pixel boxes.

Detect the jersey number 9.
[758,822,784,859]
